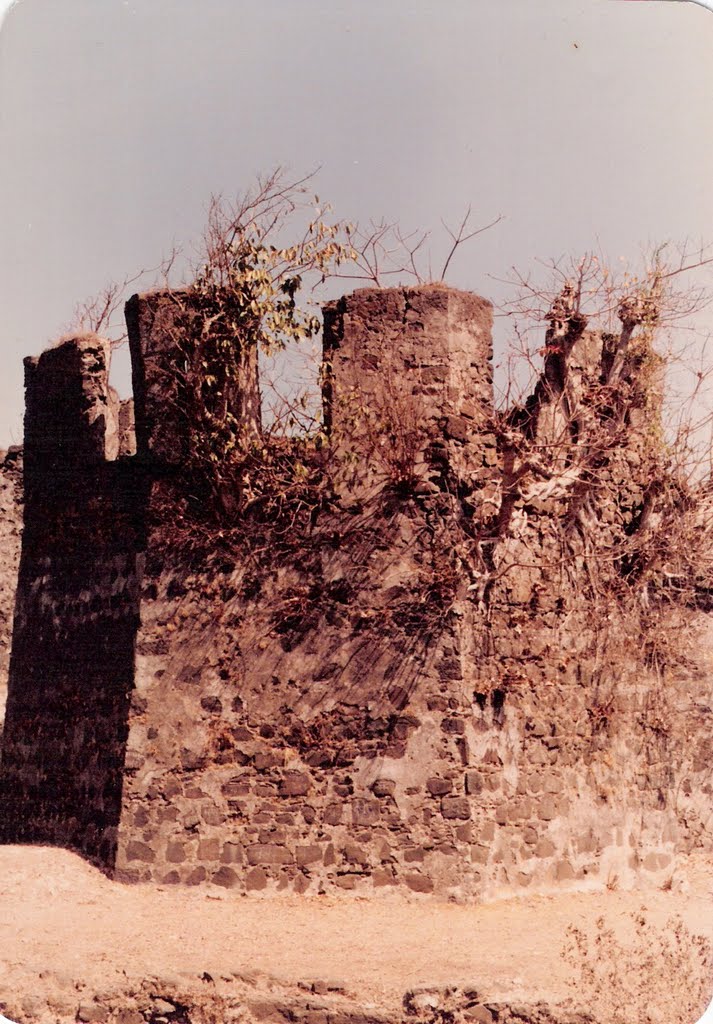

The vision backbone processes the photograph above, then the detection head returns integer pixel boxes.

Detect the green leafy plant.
[167,169,356,502]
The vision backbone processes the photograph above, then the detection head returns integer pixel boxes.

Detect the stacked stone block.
[322,285,496,506]
[0,286,709,898]
[0,336,146,868]
[126,289,261,465]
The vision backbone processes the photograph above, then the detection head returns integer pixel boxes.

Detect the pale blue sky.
[0,0,712,445]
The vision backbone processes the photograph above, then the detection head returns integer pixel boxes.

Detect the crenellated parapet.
[23,334,120,468]
[323,285,496,502]
[0,282,709,898]
[323,285,493,435]
[125,289,262,466]
[0,333,147,868]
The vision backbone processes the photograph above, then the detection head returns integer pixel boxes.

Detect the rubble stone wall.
[0,336,147,868]
[112,549,713,898]
[0,285,711,897]
[0,447,22,722]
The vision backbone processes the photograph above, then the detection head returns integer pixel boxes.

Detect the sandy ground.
[0,846,711,1023]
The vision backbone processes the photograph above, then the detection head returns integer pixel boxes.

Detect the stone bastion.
[0,282,710,900]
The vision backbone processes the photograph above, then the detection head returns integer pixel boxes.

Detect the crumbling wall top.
[23,333,121,466]
[125,288,262,466]
[322,283,495,496]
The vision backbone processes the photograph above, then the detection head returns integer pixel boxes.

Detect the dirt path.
[0,846,711,1023]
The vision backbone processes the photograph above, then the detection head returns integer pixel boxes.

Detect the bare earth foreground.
[0,847,711,1024]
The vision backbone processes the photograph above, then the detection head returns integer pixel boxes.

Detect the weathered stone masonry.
[0,336,146,867]
[0,284,711,897]
[0,445,22,722]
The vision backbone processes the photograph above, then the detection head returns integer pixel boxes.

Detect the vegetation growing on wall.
[492,247,713,634]
[137,171,500,547]
[65,172,711,709]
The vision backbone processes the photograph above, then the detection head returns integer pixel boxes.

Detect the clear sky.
[0,0,711,446]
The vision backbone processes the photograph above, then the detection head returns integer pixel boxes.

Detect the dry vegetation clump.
[142,171,501,550]
[75,172,713,700]
[562,910,712,1024]
[470,248,713,694]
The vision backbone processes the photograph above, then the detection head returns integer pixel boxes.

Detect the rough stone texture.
[0,447,22,722]
[0,285,711,898]
[126,289,261,465]
[322,285,495,500]
[0,336,148,868]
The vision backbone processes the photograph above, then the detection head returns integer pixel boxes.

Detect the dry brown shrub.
[562,911,712,1024]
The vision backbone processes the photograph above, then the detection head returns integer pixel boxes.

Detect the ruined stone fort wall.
[0,285,710,897]
[113,553,713,899]
[0,337,146,866]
